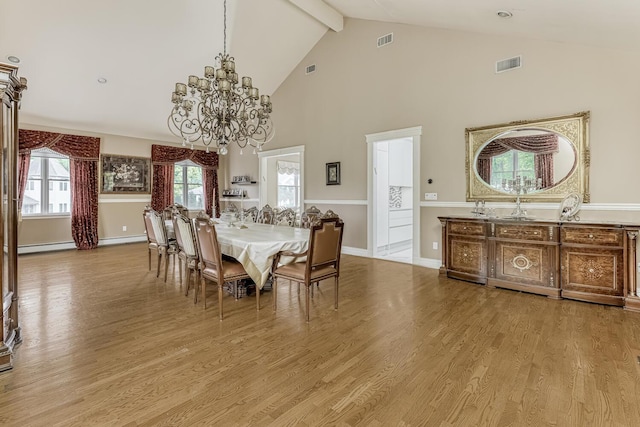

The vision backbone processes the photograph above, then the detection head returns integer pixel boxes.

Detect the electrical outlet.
[425,192,438,200]
[122,225,127,232]
[637,262,640,273]
[432,241,438,250]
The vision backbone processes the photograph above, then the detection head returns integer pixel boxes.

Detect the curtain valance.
[151,144,218,170]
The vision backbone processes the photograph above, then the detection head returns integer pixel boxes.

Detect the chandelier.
[168,0,274,155]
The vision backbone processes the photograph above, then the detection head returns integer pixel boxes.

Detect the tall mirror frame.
[0,63,26,371]
[465,111,590,203]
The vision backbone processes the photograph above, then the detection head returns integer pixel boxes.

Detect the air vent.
[496,55,522,73]
[305,64,316,75]
[377,33,393,48]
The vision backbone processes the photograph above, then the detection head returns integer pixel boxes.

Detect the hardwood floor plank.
[1,243,640,425]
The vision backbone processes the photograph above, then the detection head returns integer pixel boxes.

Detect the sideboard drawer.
[494,224,553,242]
[561,227,623,247]
[448,221,485,237]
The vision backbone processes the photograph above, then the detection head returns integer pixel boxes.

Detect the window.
[490,150,535,188]
[174,160,204,210]
[22,148,71,216]
[277,161,300,209]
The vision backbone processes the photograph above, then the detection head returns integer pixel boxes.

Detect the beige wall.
[221,18,640,255]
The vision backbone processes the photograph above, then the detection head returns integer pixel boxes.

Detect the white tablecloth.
[214,222,310,289]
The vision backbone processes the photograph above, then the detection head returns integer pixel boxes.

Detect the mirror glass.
[466,112,590,202]
[476,129,576,192]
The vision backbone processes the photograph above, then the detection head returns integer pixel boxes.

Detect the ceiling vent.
[377,33,393,48]
[496,55,522,73]
[305,64,316,75]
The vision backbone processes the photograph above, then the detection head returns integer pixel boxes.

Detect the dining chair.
[145,208,178,282]
[256,204,275,224]
[243,206,258,223]
[274,207,296,227]
[193,217,253,319]
[271,210,344,321]
[300,205,322,229]
[173,213,200,302]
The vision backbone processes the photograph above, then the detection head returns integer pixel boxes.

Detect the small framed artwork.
[101,155,151,193]
[326,162,341,185]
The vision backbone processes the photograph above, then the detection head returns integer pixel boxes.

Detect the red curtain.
[151,145,219,217]
[18,129,100,250]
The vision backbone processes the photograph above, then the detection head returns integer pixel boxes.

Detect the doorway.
[366,127,422,264]
[258,145,305,214]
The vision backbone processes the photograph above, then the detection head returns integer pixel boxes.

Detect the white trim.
[288,0,343,32]
[99,197,151,203]
[365,126,422,143]
[414,257,442,270]
[257,145,305,159]
[18,235,147,254]
[420,201,640,211]
[341,246,369,257]
[304,199,368,206]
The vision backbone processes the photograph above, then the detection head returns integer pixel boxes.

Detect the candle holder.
[502,176,541,219]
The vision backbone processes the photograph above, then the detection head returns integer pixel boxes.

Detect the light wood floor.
[2,243,640,426]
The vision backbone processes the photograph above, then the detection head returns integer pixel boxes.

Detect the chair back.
[300,205,322,229]
[150,210,169,246]
[193,217,224,273]
[173,214,198,258]
[256,204,274,224]
[275,207,296,227]
[143,208,158,245]
[243,206,258,223]
[307,211,344,274]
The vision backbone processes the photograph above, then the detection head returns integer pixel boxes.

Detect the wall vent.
[496,55,522,73]
[377,33,393,48]
[305,64,316,75]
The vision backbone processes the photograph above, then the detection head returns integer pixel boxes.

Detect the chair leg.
[256,282,260,311]
[334,277,338,310]
[202,276,207,309]
[185,268,191,297]
[218,282,224,320]
[156,251,162,278]
[194,270,199,304]
[178,258,183,286]
[305,283,311,322]
[273,277,278,311]
[164,251,170,282]
[148,248,151,271]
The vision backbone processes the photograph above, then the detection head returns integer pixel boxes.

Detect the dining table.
[214,221,310,289]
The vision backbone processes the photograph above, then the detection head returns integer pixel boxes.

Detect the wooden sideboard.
[438,216,640,311]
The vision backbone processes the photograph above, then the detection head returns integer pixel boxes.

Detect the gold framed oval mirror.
[465,111,590,202]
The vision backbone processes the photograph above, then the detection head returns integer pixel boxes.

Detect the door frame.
[366,126,422,262]
[257,145,305,210]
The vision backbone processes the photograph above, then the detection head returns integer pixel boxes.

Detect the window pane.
[174,183,184,206]
[187,184,203,209]
[174,167,184,184]
[277,186,297,208]
[278,172,295,186]
[187,166,202,184]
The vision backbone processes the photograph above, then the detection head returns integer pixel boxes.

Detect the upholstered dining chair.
[256,204,275,224]
[173,213,200,302]
[300,205,322,229]
[274,207,296,227]
[193,217,253,319]
[144,208,178,282]
[271,210,344,321]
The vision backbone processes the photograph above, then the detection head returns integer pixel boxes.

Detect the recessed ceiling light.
[97,77,108,84]
[6,55,20,64]
[496,10,513,18]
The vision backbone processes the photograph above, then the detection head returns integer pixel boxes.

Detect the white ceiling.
[2,0,639,143]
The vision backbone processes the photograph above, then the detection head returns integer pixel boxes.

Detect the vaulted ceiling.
[2,0,639,143]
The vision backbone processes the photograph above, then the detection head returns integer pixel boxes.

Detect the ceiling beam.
[288,0,343,32]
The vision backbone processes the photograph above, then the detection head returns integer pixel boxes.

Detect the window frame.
[173,160,205,211]
[22,149,72,218]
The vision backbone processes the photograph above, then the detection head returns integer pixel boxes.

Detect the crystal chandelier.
[168,0,273,155]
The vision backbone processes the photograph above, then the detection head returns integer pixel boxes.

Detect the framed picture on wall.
[101,155,151,193]
[326,162,341,185]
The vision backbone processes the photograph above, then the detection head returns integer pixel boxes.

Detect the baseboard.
[414,257,442,270]
[18,235,147,254]
[342,246,370,257]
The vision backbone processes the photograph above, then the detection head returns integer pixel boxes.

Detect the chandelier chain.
[223,0,227,56]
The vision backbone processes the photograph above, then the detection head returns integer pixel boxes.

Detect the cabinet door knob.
[589,234,594,239]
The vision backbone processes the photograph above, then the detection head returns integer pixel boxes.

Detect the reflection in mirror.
[476,129,576,193]
[466,111,590,203]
